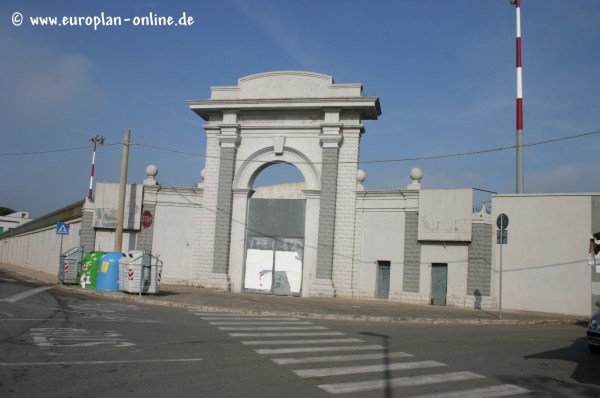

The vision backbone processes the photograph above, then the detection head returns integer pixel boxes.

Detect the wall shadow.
[523,337,600,387]
[359,331,392,398]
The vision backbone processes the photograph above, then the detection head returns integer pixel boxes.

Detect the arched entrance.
[244,163,306,295]
[188,71,380,297]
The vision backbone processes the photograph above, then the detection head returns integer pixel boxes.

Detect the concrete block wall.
[331,131,360,298]
[402,211,420,293]
[79,207,95,253]
[467,223,492,296]
[195,130,221,284]
[136,203,156,252]
[350,204,363,298]
[213,146,236,275]
[315,146,339,280]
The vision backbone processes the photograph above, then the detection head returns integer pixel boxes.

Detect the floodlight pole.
[510,0,524,193]
[88,135,105,199]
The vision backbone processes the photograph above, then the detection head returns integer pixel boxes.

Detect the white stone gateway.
[188,71,380,297]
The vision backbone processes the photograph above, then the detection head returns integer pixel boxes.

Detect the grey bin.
[118,250,163,294]
[57,246,85,284]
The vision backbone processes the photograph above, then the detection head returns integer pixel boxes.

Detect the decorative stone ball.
[200,168,206,180]
[357,169,367,183]
[146,165,158,179]
[409,167,423,182]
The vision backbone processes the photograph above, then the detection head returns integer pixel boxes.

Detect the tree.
[0,207,16,216]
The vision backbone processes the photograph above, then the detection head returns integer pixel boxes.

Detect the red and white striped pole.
[511,0,524,193]
[88,135,105,199]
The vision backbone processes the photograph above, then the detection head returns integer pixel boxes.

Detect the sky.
[1,0,599,218]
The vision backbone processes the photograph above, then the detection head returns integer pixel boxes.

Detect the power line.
[0,143,120,156]
[1,129,598,165]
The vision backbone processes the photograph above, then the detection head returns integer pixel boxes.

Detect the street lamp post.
[510,0,524,193]
[88,135,105,199]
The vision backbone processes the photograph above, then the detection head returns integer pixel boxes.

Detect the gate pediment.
[210,71,362,100]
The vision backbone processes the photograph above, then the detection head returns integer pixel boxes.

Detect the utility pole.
[88,135,105,199]
[510,0,524,193]
[114,130,130,252]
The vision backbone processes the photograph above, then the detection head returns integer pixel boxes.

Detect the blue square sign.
[56,222,69,235]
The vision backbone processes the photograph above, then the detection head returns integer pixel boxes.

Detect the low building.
[0,211,33,234]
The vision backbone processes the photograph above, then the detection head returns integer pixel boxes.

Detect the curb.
[52,283,586,326]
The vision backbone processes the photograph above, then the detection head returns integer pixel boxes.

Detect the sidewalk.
[0,262,588,326]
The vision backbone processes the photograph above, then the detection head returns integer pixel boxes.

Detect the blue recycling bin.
[95,252,125,291]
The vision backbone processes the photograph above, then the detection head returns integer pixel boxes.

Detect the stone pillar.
[79,197,96,253]
[302,189,321,296]
[468,222,493,296]
[312,117,342,297]
[195,126,221,284]
[401,187,422,304]
[331,127,362,298]
[210,112,240,289]
[228,188,254,293]
[196,111,240,290]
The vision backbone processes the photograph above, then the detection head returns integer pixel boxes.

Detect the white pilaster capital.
[233,188,255,198]
[217,133,241,148]
[301,189,321,199]
[319,133,343,148]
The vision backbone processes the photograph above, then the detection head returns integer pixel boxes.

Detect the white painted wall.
[0,219,81,275]
[357,192,406,299]
[420,242,469,305]
[94,229,137,253]
[492,194,593,316]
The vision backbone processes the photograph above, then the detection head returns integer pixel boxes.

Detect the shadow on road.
[523,337,600,389]
[359,331,392,398]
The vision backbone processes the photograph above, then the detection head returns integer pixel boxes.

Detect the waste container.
[57,247,84,284]
[119,250,163,294]
[95,252,125,292]
[80,251,105,289]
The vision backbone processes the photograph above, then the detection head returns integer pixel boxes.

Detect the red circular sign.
[142,211,153,228]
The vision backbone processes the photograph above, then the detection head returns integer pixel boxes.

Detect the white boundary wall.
[0,219,81,275]
[492,193,594,317]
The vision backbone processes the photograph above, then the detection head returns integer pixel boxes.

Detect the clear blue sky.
[1,0,599,217]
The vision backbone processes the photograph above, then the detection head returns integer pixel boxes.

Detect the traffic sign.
[56,222,69,235]
[142,211,153,228]
[497,230,508,244]
[496,214,509,230]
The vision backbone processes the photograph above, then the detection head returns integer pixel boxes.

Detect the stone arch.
[233,146,320,191]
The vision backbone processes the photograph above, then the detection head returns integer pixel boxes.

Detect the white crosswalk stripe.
[241,338,363,345]
[229,332,345,337]
[318,371,486,394]
[202,317,301,321]
[218,326,327,331]
[196,311,532,397]
[293,360,446,378]
[272,351,413,365]
[406,384,532,398]
[255,345,385,355]
[209,321,313,325]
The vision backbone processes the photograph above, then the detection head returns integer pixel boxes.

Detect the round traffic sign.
[496,213,509,229]
[142,211,153,228]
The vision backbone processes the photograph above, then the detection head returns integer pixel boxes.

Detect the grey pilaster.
[402,210,421,293]
[79,198,96,252]
[467,223,492,296]
[212,128,240,274]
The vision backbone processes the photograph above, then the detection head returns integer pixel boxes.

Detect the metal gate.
[431,263,448,306]
[377,261,390,299]
[243,199,305,296]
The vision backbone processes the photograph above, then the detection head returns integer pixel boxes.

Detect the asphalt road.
[1,274,600,398]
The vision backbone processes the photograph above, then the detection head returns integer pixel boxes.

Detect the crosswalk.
[192,311,532,397]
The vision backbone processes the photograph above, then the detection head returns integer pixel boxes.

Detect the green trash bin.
[80,251,105,289]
